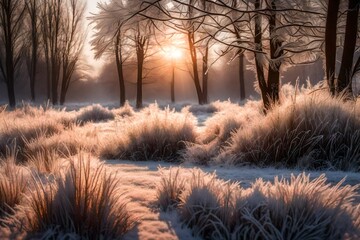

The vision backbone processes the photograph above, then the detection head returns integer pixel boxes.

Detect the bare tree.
[0,0,26,107]
[325,0,340,96]
[89,0,129,106]
[140,0,214,104]
[324,0,359,97]
[40,0,86,105]
[59,0,86,105]
[25,0,39,102]
[181,0,210,104]
[337,0,359,95]
[41,0,62,104]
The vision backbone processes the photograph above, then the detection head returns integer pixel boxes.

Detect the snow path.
[105,160,360,240]
[107,162,198,240]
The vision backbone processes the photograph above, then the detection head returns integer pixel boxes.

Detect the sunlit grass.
[0,96,359,238]
[222,89,360,170]
[18,154,135,239]
[100,103,197,161]
[0,155,28,221]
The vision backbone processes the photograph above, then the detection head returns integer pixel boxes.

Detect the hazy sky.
[83,1,106,78]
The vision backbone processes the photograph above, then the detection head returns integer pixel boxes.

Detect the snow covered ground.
[1,97,360,239]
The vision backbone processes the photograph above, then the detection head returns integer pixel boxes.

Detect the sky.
[82,1,106,79]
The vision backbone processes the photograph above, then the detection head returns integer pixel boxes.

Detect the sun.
[169,48,182,59]
[164,47,183,60]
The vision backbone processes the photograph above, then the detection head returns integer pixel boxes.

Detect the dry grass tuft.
[221,90,360,170]
[113,101,135,118]
[101,104,197,161]
[76,104,115,124]
[0,156,28,220]
[157,167,186,211]
[157,168,360,239]
[184,100,262,165]
[19,154,135,239]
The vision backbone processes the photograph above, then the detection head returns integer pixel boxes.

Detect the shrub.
[0,157,27,220]
[113,101,135,118]
[158,168,360,240]
[221,91,360,171]
[0,108,65,162]
[21,154,135,239]
[26,148,62,175]
[187,103,218,115]
[76,104,115,124]
[183,101,262,165]
[157,167,186,211]
[24,126,99,161]
[101,104,197,161]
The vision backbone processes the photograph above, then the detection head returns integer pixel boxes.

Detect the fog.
[0,54,324,105]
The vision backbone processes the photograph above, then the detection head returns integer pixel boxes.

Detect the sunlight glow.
[164,47,183,60]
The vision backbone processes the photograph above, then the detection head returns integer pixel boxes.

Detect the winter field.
[0,85,360,239]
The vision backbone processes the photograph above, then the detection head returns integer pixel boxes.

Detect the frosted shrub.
[158,168,360,240]
[21,154,135,239]
[222,91,360,171]
[24,126,99,160]
[157,167,185,211]
[113,101,135,117]
[0,157,27,220]
[0,109,65,162]
[188,103,218,114]
[182,141,219,165]
[26,148,61,175]
[231,174,360,240]
[184,101,262,165]
[76,104,115,124]
[101,104,197,161]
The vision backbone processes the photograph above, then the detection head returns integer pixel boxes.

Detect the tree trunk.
[267,0,282,107]
[171,60,175,103]
[29,36,38,102]
[5,46,16,107]
[29,5,38,102]
[59,86,66,105]
[202,45,209,104]
[136,48,144,109]
[6,62,16,108]
[5,54,16,108]
[115,32,126,107]
[239,53,245,101]
[337,0,359,96]
[7,78,16,108]
[233,22,246,101]
[51,62,59,105]
[253,0,270,111]
[325,0,340,96]
[44,45,51,101]
[187,31,204,105]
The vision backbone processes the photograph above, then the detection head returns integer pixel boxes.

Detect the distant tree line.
[0,0,86,107]
[90,0,359,111]
[0,0,359,111]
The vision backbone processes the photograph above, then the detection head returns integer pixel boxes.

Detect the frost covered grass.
[181,86,360,171]
[184,100,262,165]
[3,89,360,171]
[3,98,360,239]
[158,167,360,239]
[0,104,77,162]
[220,89,360,171]
[157,167,186,211]
[3,154,135,239]
[76,104,115,124]
[0,156,28,220]
[101,104,197,161]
